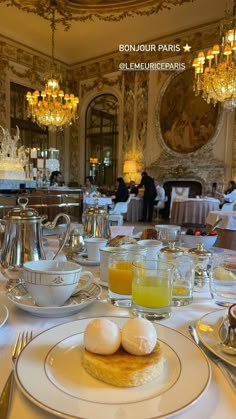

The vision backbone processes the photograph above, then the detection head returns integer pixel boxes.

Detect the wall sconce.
[89,157,99,165]
[123,160,137,174]
[123,160,137,182]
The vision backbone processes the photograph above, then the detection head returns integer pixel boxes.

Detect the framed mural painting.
[159,69,219,154]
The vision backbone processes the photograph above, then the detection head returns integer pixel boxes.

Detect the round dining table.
[170,197,220,225]
[0,237,236,419]
[125,196,143,222]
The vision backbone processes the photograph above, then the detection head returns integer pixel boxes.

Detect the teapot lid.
[4,197,42,220]
[83,205,107,215]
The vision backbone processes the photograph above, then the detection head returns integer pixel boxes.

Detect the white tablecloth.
[207,211,236,230]
[0,239,236,419]
[126,197,143,222]
[171,198,220,225]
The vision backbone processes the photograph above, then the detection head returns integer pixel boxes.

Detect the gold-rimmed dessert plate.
[15,317,210,418]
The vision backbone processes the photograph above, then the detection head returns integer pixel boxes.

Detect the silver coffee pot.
[82,205,111,239]
[0,197,71,273]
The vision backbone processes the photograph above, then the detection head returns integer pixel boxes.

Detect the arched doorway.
[85,94,118,186]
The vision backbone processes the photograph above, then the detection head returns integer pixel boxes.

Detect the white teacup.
[23,260,93,307]
[138,239,162,259]
[84,237,108,262]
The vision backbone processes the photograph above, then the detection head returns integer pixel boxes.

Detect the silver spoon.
[219,319,236,355]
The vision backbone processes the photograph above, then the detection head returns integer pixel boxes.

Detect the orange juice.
[173,285,189,296]
[132,276,172,307]
[108,261,132,295]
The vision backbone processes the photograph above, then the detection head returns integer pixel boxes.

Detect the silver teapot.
[0,197,70,279]
[82,205,111,239]
[60,225,85,257]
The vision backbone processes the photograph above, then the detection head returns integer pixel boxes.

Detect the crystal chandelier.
[192,0,236,110]
[26,8,79,131]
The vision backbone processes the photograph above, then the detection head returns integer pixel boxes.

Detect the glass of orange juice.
[132,260,174,320]
[172,255,195,306]
[108,250,146,307]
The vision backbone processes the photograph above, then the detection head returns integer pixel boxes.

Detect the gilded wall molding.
[0,1,197,27]
[72,22,220,79]
[232,115,236,180]
[80,75,122,98]
[0,57,8,126]
[69,123,80,182]
[123,72,135,151]
[136,72,148,163]
[0,21,220,83]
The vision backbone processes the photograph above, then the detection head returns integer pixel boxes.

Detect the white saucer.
[7,279,102,318]
[72,255,100,266]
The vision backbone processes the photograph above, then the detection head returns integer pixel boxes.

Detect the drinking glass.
[108,249,146,307]
[209,256,236,306]
[155,225,181,247]
[172,255,195,306]
[131,260,173,320]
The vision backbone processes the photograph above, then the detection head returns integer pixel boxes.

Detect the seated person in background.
[154,180,166,204]
[84,176,97,196]
[49,170,64,187]
[215,180,236,207]
[114,177,129,203]
[129,180,139,196]
[225,180,236,196]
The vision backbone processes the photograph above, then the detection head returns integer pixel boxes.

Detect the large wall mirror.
[10,82,48,150]
[85,94,118,186]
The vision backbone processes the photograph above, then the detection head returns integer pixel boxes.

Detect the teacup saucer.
[7,279,101,318]
[72,255,100,266]
[95,278,108,288]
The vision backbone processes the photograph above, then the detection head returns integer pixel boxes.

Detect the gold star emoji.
[183,44,191,53]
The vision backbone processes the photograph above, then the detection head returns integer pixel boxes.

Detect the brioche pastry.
[141,228,158,240]
[82,342,163,387]
[108,235,137,247]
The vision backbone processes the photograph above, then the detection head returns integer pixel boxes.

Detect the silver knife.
[188,325,236,391]
[0,370,14,418]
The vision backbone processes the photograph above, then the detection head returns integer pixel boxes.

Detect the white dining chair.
[221,200,236,211]
[153,197,168,220]
[108,196,132,225]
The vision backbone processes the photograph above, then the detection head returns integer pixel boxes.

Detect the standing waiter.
[138,171,157,222]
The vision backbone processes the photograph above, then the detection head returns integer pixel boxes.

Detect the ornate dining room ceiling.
[0,0,226,65]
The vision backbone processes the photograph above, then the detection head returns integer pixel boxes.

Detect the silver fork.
[0,331,33,418]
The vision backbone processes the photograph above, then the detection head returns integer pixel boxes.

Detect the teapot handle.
[43,213,71,259]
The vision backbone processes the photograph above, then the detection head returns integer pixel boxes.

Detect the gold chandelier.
[192,0,236,110]
[26,8,79,131]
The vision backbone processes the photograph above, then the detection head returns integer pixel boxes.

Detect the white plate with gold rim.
[73,254,100,266]
[0,304,9,328]
[196,309,236,367]
[15,317,210,418]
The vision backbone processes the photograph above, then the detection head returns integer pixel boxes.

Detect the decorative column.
[0,56,8,127]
